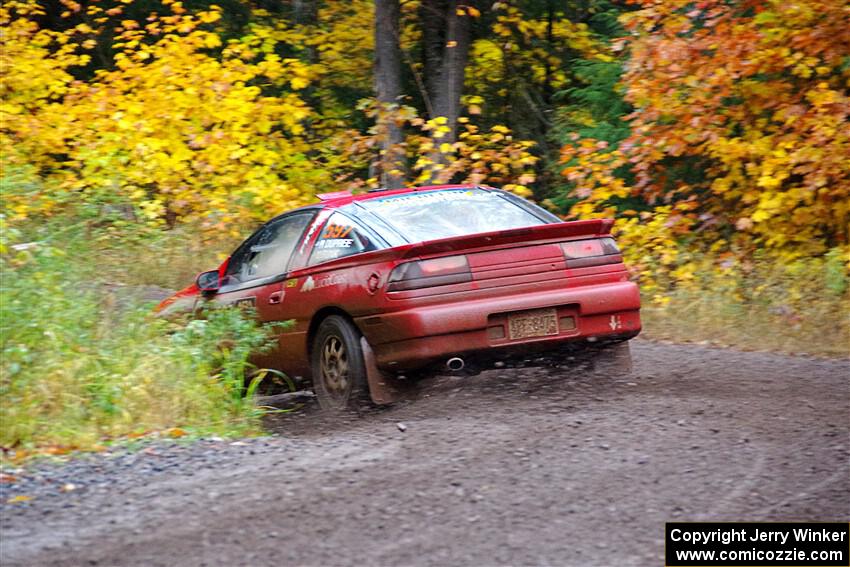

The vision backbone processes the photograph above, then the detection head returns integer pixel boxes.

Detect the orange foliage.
[564,0,850,257]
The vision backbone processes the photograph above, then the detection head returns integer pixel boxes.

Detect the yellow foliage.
[1,1,329,231]
[347,100,538,196]
[467,4,609,100]
[1,0,547,231]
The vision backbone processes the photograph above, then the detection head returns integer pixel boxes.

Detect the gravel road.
[2,340,848,567]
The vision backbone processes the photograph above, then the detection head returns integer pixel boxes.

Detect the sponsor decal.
[285,278,298,288]
[300,273,346,292]
[371,189,490,207]
[609,315,622,331]
[314,239,353,249]
[230,297,256,309]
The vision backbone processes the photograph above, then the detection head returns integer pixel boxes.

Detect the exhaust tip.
[446,357,465,371]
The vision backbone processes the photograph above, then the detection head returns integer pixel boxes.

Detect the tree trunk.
[293,0,318,28]
[543,0,555,107]
[430,0,471,146]
[420,0,446,107]
[419,0,472,179]
[374,0,406,188]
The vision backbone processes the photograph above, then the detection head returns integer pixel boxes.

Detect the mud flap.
[591,341,633,376]
[360,337,414,405]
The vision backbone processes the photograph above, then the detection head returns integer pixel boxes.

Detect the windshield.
[357,188,551,243]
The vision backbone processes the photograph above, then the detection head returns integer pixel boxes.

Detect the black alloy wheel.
[311,315,369,411]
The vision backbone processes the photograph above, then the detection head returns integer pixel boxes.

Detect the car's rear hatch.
[385,219,627,300]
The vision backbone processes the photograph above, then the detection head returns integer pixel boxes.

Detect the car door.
[270,210,392,375]
[214,211,316,372]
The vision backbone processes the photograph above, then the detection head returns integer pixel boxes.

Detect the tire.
[311,315,370,411]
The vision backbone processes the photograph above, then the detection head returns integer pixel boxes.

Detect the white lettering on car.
[371,189,489,208]
[300,273,346,292]
[314,239,353,249]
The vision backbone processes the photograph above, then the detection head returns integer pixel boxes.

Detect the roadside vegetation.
[1,0,847,454]
[639,251,849,357]
[0,205,269,457]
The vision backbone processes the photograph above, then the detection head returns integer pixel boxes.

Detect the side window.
[308,212,378,266]
[224,213,313,285]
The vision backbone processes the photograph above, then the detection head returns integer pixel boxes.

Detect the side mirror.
[196,270,221,293]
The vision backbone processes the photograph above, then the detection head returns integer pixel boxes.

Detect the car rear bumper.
[357,281,641,371]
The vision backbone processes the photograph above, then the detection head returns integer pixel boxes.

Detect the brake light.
[387,255,471,291]
[560,238,621,267]
[561,237,618,257]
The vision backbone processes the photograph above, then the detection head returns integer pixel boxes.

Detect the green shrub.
[0,217,272,451]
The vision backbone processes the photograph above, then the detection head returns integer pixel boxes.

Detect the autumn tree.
[0,1,322,230]
[374,0,405,187]
[461,0,622,195]
[562,0,850,256]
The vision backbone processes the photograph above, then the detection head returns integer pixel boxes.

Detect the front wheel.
[311,315,370,411]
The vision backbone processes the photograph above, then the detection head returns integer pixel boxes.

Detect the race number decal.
[322,224,354,239]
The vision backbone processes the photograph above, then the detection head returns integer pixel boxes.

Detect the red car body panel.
[156,185,642,382]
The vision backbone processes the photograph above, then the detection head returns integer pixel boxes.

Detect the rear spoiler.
[290,219,615,275]
[400,219,615,259]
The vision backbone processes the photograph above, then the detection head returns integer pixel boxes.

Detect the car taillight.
[387,255,472,291]
[560,238,621,267]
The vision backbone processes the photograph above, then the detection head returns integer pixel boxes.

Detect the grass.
[638,251,850,358]
[642,295,849,357]
[0,217,271,458]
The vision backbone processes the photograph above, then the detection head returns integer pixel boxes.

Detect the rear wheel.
[311,315,369,411]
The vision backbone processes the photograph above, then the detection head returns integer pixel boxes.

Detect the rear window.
[358,188,550,243]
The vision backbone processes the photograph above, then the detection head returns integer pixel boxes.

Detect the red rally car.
[156,185,641,409]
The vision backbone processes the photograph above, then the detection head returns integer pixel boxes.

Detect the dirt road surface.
[2,340,848,566]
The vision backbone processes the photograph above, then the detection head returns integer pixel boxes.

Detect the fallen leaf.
[167,428,187,438]
[43,446,72,456]
[7,495,32,504]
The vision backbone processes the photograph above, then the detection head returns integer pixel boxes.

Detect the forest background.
[1,0,848,453]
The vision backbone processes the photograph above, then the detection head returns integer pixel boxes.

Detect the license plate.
[507,308,559,340]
